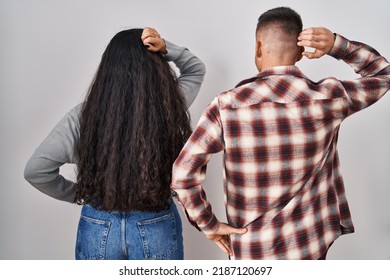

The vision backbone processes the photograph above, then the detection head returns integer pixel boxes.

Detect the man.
[171,7,390,259]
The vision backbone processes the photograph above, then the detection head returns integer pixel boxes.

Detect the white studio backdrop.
[1,0,389,260]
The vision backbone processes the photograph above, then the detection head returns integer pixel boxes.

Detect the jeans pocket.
[75,215,111,260]
[137,211,178,260]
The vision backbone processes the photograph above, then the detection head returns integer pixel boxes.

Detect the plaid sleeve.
[328,34,390,115]
[171,97,224,235]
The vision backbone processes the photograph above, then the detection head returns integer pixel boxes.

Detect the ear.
[255,40,262,59]
[296,46,304,62]
[254,40,263,72]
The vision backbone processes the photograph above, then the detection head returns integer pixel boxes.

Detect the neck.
[258,58,297,72]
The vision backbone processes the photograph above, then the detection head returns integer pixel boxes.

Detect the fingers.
[297,27,334,59]
[206,223,248,256]
[229,227,248,235]
[215,236,233,256]
[141,27,167,53]
[143,37,163,51]
[298,27,330,40]
[218,223,248,235]
[141,27,159,41]
[298,37,328,49]
[300,50,321,59]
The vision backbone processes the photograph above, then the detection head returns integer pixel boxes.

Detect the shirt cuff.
[327,33,349,60]
[199,214,220,235]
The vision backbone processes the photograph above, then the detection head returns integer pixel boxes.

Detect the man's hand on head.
[297,27,335,59]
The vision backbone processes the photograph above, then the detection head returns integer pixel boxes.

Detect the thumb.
[217,223,248,235]
[231,227,248,235]
[222,225,247,235]
[302,51,318,59]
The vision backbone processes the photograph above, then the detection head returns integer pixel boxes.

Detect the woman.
[24,27,206,260]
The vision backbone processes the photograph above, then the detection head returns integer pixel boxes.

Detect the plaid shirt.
[171,34,390,259]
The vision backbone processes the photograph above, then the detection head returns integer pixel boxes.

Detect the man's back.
[217,63,353,259]
[171,32,390,259]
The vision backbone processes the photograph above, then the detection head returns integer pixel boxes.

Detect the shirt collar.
[257,65,308,79]
[236,66,308,88]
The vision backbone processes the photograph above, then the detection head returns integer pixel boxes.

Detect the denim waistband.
[82,197,174,217]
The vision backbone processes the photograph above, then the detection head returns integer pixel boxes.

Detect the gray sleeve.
[24,104,82,203]
[165,40,206,108]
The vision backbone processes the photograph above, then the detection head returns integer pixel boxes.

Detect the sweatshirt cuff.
[164,40,187,62]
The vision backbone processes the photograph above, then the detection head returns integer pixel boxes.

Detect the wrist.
[161,39,168,54]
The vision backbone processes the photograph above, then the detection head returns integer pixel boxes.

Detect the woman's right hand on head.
[141,27,167,54]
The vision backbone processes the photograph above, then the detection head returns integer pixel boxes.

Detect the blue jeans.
[75,201,183,260]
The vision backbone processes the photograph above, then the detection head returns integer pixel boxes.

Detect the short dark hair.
[256,7,302,37]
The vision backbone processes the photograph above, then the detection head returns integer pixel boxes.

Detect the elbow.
[23,161,36,185]
[188,56,206,79]
[23,158,43,186]
[197,59,207,78]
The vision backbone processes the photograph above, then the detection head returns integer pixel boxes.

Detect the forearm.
[171,151,221,234]
[329,34,390,78]
[328,34,390,112]
[165,40,206,107]
[171,99,225,235]
[173,183,220,235]
[24,105,81,203]
[24,155,76,202]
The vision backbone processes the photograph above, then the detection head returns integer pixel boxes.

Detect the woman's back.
[76,29,192,212]
[24,27,206,259]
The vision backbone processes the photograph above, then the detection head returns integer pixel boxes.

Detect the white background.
[1,0,389,260]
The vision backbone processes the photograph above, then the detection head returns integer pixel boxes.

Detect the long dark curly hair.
[75,28,192,212]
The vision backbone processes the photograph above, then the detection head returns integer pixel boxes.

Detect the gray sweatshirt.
[24,40,206,203]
